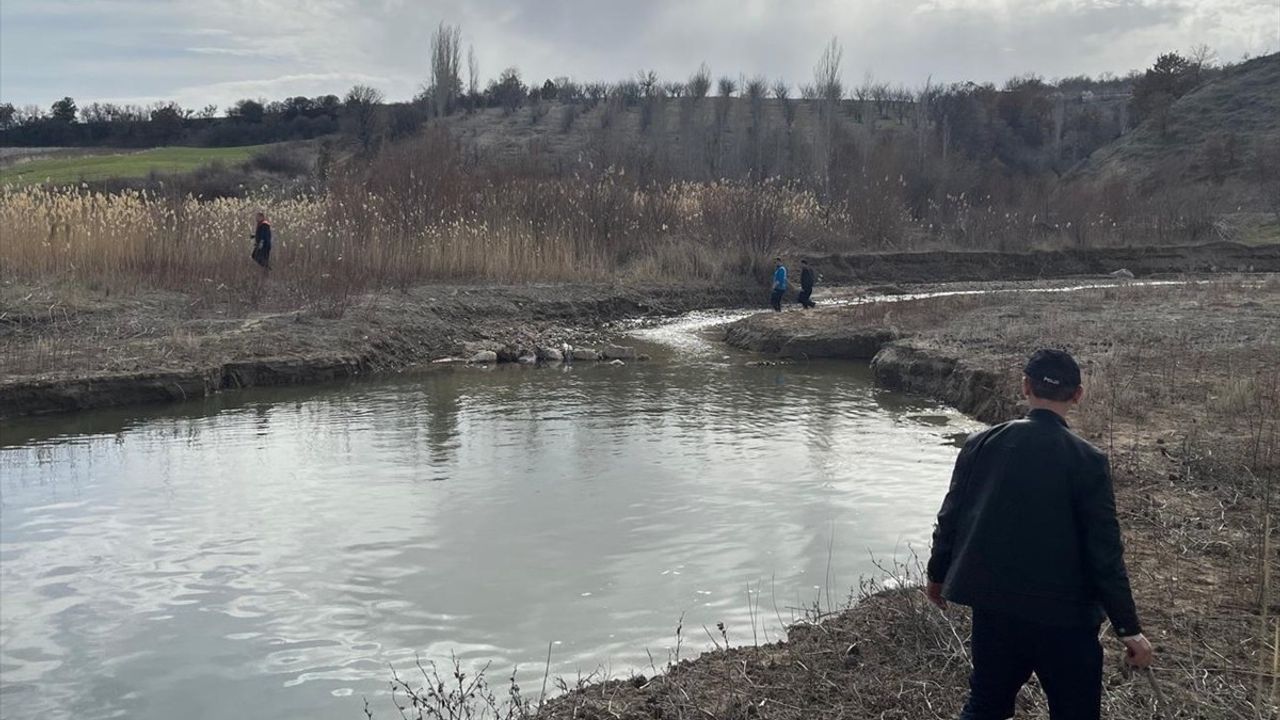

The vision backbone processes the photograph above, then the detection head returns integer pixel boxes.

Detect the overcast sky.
[2,0,1277,110]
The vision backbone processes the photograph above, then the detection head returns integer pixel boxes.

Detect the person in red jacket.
[926,349,1153,720]
[250,211,272,270]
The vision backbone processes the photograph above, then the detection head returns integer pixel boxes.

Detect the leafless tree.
[870,81,891,119]
[813,37,843,102]
[344,84,385,151]
[663,81,686,98]
[852,73,873,123]
[1188,43,1218,84]
[638,70,660,98]
[913,77,936,169]
[584,82,608,107]
[688,63,712,99]
[812,37,843,196]
[467,44,479,97]
[773,79,795,127]
[1051,90,1066,161]
[891,84,912,123]
[430,22,463,117]
[555,77,582,103]
[717,76,737,98]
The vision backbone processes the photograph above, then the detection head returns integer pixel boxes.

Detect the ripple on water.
[0,344,979,720]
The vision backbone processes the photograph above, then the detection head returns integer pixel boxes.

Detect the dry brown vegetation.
[0,127,1233,316]
[0,132,847,303]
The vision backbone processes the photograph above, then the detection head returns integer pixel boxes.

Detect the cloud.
[1,0,1275,107]
[187,46,288,59]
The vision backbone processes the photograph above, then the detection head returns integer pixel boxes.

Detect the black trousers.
[769,288,784,311]
[796,287,814,308]
[960,607,1102,720]
[252,240,272,269]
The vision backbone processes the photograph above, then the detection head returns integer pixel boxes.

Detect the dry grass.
[0,166,842,303]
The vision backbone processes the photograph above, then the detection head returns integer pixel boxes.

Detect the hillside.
[438,90,1132,182]
[1076,52,1280,197]
[0,145,271,185]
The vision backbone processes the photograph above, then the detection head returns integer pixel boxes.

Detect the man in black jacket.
[926,349,1153,720]
[796,259,816,309]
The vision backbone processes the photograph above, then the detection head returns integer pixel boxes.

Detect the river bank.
[5,242,1278,420]
[0,282,763,418]
[526,278,1279,719]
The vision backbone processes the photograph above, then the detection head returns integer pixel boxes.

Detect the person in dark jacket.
[926,349,1153,720]
[796,259,816,309]
[251,211,272,269]
[769,257,787,312]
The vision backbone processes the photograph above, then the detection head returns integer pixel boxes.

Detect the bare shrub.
[698,181,793,277]
[383,655,533,720]
[246,144,311,176]
[773,79,796,127]
[553,77,581,104]
[528,97,548,125]
[557,103,578,133]
[582,82,607,108]
[611,79,641,108]
[686,63,712,99]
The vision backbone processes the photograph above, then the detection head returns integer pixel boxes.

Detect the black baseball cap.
[1024,349,1081,389]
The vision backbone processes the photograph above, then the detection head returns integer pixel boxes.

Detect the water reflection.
[1,350,978,720]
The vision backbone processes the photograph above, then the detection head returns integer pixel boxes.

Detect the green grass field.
[0,145,269,186]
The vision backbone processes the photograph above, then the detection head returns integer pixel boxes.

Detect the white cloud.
[187,47,285,58]
[1,0,1275,107]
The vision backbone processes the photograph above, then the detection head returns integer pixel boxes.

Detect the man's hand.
[1121,634,1153,669]
[925,581,947,609]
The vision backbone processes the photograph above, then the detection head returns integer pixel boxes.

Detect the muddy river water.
[0,318,981,720]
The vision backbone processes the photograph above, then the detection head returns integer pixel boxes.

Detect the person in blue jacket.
[770,257,787,312]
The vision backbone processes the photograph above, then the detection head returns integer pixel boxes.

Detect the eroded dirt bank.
[0,283,760,419]
[531,279,1279,720]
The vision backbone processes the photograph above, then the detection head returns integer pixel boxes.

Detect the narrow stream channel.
[1,307,983,720]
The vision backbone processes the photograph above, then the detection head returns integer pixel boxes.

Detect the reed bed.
[0,156,845,300]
